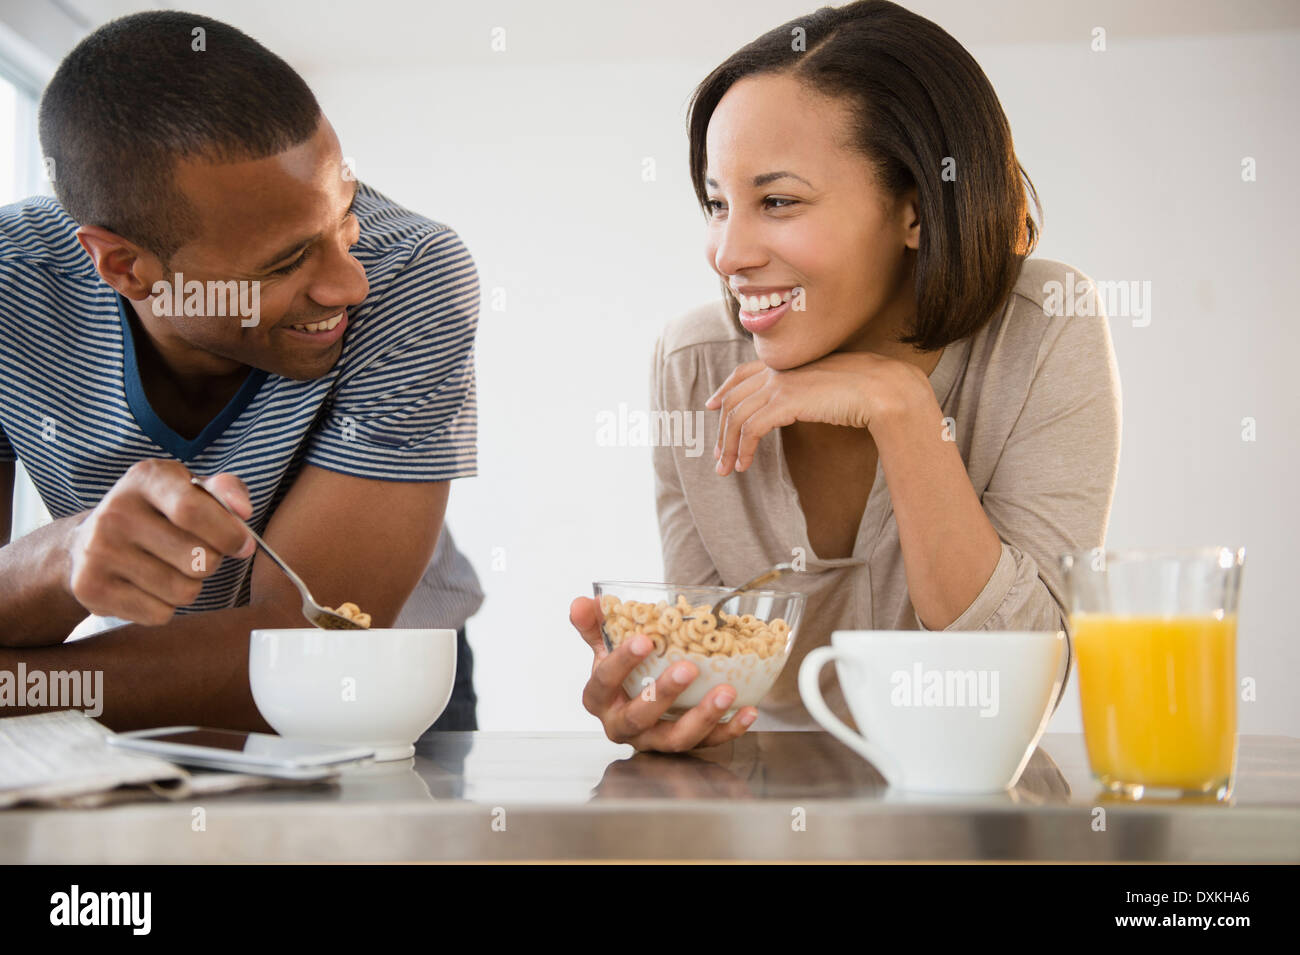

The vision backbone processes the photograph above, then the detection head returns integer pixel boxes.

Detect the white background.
[3,0,1297,735]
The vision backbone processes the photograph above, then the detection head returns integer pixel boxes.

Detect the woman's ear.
[900,186,921,251]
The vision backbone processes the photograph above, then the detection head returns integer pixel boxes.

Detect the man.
[0,11,483,733]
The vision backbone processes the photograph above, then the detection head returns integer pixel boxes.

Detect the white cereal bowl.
[249,628,457,761]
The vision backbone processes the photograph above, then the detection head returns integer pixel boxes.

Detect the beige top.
[651,257,1122,729]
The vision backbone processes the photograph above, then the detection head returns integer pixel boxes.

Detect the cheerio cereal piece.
[323,602,371,628]
[601,593,791,663]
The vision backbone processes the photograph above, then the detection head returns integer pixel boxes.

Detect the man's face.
[143,117,369,381]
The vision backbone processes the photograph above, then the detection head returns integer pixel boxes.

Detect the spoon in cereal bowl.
[189,477,368,630]
[682,562,797,621]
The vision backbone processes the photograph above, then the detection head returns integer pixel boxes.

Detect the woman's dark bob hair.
[688,0,1041,352]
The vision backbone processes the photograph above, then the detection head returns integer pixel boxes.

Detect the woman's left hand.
[706,352,930,475]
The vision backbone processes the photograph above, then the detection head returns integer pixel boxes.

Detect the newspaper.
[0,710,333,808]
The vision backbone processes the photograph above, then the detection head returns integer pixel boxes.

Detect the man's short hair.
[39,10,322,263]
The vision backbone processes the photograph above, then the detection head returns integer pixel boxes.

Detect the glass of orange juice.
[1059,547,1244,801]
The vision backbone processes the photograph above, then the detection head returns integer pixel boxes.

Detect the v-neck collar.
[773,336,971,569]
[117,294,268,462]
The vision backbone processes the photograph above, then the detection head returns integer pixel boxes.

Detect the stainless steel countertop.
[3,732,1298,862]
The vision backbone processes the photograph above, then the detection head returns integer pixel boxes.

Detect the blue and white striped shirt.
[0,183,484,624]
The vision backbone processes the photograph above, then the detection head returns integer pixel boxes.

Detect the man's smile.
[281,309,348,344]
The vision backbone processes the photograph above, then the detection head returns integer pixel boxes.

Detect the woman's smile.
[732,285,799,333]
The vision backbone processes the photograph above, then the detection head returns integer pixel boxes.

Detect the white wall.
[8,0,1299,735]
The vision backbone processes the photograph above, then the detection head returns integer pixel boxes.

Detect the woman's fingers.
[714,376,772,467]
[709,365,769,452]
[582,628,653,717]
[569,596,605,655]
[606,659,699,740]
[705,360,766,409]
[696,707,759,747]
[716,385,781,475]
[733,401,799,473]
[635,684,747,752]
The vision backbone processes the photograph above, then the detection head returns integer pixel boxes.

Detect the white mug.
[799,630,1064,793]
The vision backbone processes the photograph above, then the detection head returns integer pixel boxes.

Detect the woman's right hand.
[570,595,758,751]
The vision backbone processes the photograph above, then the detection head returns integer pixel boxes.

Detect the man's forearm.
[0,601,301,731]
[0,513,94,647]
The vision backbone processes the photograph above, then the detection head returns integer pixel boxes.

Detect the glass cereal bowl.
[592,581,806,722]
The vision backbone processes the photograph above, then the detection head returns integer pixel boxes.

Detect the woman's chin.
[753,338,825,371]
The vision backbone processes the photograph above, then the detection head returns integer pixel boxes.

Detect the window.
[1,43,54,538]
[0,76,45,203]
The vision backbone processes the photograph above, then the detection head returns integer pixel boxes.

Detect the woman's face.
[703,72,921,370]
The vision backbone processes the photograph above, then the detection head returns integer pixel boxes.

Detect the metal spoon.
[682,562,797,621]
[189,477,366,630]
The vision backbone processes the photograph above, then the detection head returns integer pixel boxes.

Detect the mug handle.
[799,646,902,786]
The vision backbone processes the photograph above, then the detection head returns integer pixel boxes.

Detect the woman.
[571,0,1120,752]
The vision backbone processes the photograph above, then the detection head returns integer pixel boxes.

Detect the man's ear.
[75,225,162,300]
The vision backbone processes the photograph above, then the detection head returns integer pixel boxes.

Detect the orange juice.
[1073,613,1237,792]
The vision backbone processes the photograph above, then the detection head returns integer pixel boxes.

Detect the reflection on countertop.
[2,733,1296,863]
[295,732,1295,809]
[588,733,1070,803]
